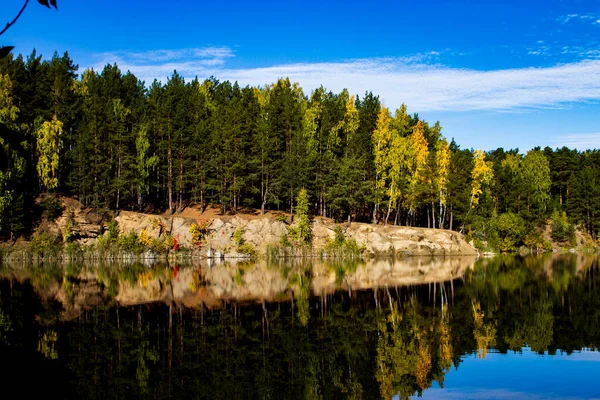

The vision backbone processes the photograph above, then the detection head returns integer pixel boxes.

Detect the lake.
[0,254,599,399]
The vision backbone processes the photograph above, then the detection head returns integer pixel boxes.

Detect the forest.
[0,50,599,251]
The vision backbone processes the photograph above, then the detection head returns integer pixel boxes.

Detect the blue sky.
[418,348,600,399]
[4,0,600,151]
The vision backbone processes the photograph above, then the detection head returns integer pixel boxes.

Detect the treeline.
[0,50,599,247]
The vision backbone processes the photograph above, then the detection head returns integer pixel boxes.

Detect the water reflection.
[0,254,598,399]
[0,256,477,314]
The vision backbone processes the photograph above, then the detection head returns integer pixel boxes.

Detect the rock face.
[48,198,475,257]
[110,212,476,257]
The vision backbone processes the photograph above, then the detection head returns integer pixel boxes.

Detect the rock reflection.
[0,254,599,399]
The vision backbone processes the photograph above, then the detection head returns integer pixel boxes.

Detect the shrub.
[40,196,63,221]
[189,218,211,248]
[550,210,575,245]
[325,225,364,256]
[523,231,552,252]
[275,214,288,224]
[107,219,119,242]
[491,212,526,252]
[117,231,144,255]
[237,242,256,257]
[233,228,244,247]
[29,231,61,257]
[280,233,291,247]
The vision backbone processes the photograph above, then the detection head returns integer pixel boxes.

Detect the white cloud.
[90,47,600,113]
[553,133,600,150]
[559,13,599,24]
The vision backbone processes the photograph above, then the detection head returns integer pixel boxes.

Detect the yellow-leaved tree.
[434,138,451,228]
[36,115,63,190]
[470,149,493,208]
[406,120,429,225]
[372,107,393,223]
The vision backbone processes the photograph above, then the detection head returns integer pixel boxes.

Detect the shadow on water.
[0,253,598,399]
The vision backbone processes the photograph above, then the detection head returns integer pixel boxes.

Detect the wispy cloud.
[553,133,600,150]
[90,47,600,113]
[93,46,234,72]
[558,13,599,24]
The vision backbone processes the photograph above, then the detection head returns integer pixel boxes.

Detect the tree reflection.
[0,254,598,398]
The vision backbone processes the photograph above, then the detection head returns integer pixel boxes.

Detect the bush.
[489,212,526,252]
[292,189,311,243]
[40,196,63,221]
[550,210,575,245]
[237,242,256,257]
[117,231,144,255]
[106,219,119,242]
[275,214,288,224]
[523,231,552,252]
[189,218,211,248]
[233,228,244,247]
[325,225,365,256]
[29,231,61,257]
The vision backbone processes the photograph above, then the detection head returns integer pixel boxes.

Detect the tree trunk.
[289,188,293,222]
[168,132,173,214]
[372,203,378,224]
[449,204,454,231]
[431,200,436,229]
[261,173,268,215]
[385,201,392,225]
[347,213,351,228]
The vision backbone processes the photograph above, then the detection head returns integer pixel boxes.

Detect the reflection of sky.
[405,348,600,400]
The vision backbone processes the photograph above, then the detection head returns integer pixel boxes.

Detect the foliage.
[29,231,61,256]
[523,231,552,252]
[232,228,256,256]
[550,210,575,245]
[39,196,63,221]
[488,212,526,252]
[117,231,144,255]
[35,115,63,190]
[189,219,211,248]
[106,219,119,242]
[292,188,311,243]
[0,49,600,244]
[325,225,365,256]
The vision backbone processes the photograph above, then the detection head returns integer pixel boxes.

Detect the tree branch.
[0,0,30,37]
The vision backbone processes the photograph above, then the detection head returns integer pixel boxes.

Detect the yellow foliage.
[472,301,497,358]
[435,139,451,206]
[411,121,429,178]
[38,330,58,360]
[0,74,19,125]
[471,149,494,207]
[373,107,393,193]
[138,271,151,288]
[415,340,432,389]
[36,115,63,190]
[137,229,153,248]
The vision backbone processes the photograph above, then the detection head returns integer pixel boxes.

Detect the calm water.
[0,254,599,399]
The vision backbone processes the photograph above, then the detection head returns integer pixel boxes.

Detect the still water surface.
[0,254,599,399]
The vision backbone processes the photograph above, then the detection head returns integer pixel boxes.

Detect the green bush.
[550,210,575,245]
[325,225,364,256]
[233,228,244,247]
[29,232,61,257]
[489,212,526,252]
[107,219,119,242]
[237,242,256,257]
[40,197,63,221]
[275,214,288,224]
[117,231,144,255]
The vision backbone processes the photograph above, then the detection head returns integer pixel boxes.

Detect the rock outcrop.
[111,212,476,257]
[47,198,476,257]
